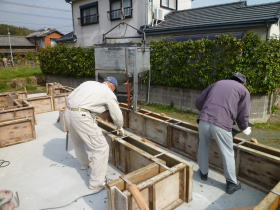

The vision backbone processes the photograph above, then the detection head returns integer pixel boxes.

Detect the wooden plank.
[154,172,180,210]
[122,164,187,210]
[108,163,160,191]
[0,118,36,147]
[258,182,280,210]
[0,106,35,124]
[113,186,129,210]
[53,95,67,111]
[145,117,168,147]
[27,96,53,114]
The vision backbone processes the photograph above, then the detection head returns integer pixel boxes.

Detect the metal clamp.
[271,190,280,196]
[153,153,164,158]
[151,158,174,173]
[120,176,133,185]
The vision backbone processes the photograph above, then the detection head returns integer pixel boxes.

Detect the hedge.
[39,33,280,94]
[150,33,280,94]
[39,45,95,77]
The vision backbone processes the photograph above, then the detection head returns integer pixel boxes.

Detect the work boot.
[226,181,241,194]
[199,170,208,181]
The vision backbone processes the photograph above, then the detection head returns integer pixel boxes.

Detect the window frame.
[80,2,99,26]
[160,0,177,10]
[109,0,133,21]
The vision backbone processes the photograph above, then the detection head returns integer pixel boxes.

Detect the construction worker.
[65,76,124,192]
[195,72,251,194]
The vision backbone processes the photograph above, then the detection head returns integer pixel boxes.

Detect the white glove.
[116,128,124,136]
[242,127,251,136]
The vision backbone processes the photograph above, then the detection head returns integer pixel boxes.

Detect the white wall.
[72,0,192,47]
[269,21,280,39]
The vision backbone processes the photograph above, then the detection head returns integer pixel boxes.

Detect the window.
[109,0,132,21]
[80,2,99,26]
[161,0,177,10]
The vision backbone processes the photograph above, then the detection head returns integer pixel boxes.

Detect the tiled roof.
[145,1,280,34]
[0,35,35,47]
[26,28,63,38]
[55,32,76,43]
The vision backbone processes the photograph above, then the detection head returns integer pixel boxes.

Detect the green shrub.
[39,33,280,94]
[150,33,280,94]
[39,45,95,77]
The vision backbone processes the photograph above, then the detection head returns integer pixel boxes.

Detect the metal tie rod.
[271,190,280,196]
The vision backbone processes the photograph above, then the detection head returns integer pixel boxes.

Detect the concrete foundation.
[0,111,265,210]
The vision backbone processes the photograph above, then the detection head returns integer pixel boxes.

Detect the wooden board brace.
[271,190,280,196]
[120,176,149,210]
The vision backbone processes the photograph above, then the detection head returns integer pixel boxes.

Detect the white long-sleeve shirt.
[67,81,123,128]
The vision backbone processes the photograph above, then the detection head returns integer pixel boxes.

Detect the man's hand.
[116,128,125,136]
[242,127,251,135]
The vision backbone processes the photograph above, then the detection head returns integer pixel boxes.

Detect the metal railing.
[79,14,98,25]
[109,7,132,20]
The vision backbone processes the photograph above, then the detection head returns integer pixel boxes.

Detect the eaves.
[145,18,279,35]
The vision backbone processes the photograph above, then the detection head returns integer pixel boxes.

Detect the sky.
[0,0,279,35]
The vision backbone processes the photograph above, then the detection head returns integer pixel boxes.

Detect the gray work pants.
[197,120,237,184]
[65,109,109,188]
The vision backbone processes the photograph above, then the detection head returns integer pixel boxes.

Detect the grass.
[0,66,45,93]
[0,66,43,80]
[253,122,280,130]
[140,103,198,124]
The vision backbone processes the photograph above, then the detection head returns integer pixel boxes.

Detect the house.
[26,28,64,49]
[66,0,192,47]
[55,31,77,47]
[0,35,36,56]
[144,1,280,41]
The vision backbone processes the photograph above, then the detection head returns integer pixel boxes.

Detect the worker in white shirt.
[65,76,124,192]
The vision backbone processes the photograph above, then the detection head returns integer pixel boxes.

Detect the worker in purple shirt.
[195,72,251,194]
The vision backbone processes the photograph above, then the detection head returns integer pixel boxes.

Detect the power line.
[0,9,72,20]
[0,0,71,13]
[1,20,72,28]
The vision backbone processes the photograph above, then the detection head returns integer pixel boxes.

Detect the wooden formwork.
[0,118,36,148]
[0,91,27,108]
[0,99,36,124]
[53,94,69,111]
[104,104,280,193]
[97,118,193,210]
[27,96,53,114]
[257,181,280,210]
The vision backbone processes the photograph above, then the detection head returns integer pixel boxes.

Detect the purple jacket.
[195,80,250,132]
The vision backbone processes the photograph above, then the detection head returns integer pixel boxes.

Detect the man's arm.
[195,84,213,111]
[236,90,250,130]
[107,97,124,129]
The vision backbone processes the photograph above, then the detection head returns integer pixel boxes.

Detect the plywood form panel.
[128,112,145,136]
[145,117,168,146]
[238,149,280,191]
[27,96,53,114]
[154,172,180,210]
[257,181,280,210]
[0,118,35,147]
[53,95,67,111]
[0,107,35,124]
[171,127,198,160]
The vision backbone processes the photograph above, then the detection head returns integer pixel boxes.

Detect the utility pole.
[7,27,15,67]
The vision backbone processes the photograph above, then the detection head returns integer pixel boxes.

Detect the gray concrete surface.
[27,93,47,98]
[0,111,265,210]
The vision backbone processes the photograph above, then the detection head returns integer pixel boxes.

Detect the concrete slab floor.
[0,111,265,210]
